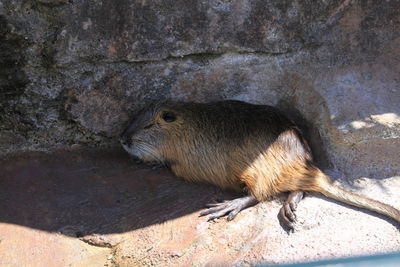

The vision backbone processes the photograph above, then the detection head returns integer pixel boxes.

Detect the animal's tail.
[309,172,400,223]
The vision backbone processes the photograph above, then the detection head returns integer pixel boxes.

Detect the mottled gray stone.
[0,0,399,178]
[53,0,340,63]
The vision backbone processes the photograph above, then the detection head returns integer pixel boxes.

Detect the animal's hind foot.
[200,195,258,221]
[278,191,304,230]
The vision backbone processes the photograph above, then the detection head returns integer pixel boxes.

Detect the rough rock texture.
[0,0,399,178]
[0,149,398,267]
[0,1,399,266]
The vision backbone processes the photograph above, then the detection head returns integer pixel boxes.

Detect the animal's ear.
[161,111,176,122]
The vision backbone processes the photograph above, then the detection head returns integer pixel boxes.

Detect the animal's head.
[120,101,184,164]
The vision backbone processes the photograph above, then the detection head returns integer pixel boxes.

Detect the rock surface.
[0,0,399,178]
[0,149,398,266]
[0,1,399,266]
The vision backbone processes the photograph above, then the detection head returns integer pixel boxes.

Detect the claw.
[278,191,304,230]
[227,208,240,221]
[200,204,227,216]
[278,205,294,229]
[205,202,224,208]
[207,209,232,221]
[200,196,258,221]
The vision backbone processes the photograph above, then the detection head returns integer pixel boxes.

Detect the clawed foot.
[278,191,304,230]
[200,196,258,221]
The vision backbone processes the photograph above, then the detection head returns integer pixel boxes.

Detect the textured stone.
[0,149,398,266]
[1,1,399,266]
[1,1,400,266]
[53,0,338,63]
[1,0,399,179]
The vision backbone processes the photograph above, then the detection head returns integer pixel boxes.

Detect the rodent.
[120,100,400,229]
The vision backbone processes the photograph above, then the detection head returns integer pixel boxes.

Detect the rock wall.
[1,0,399,178]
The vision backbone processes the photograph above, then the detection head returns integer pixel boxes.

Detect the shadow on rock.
[0,148,237,236]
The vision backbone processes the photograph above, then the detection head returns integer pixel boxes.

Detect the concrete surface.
[0,148,398,266]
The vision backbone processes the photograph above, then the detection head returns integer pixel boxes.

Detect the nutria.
[120,100,400,229]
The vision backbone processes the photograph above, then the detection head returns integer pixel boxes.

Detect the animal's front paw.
[200,196,258,221]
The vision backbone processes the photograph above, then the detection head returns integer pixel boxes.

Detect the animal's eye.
[162,111,176,122]
[143,123,153,129]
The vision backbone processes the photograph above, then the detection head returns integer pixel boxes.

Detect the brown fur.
[121,100,400,224]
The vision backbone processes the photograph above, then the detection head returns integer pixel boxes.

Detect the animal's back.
[168,100,314,199]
